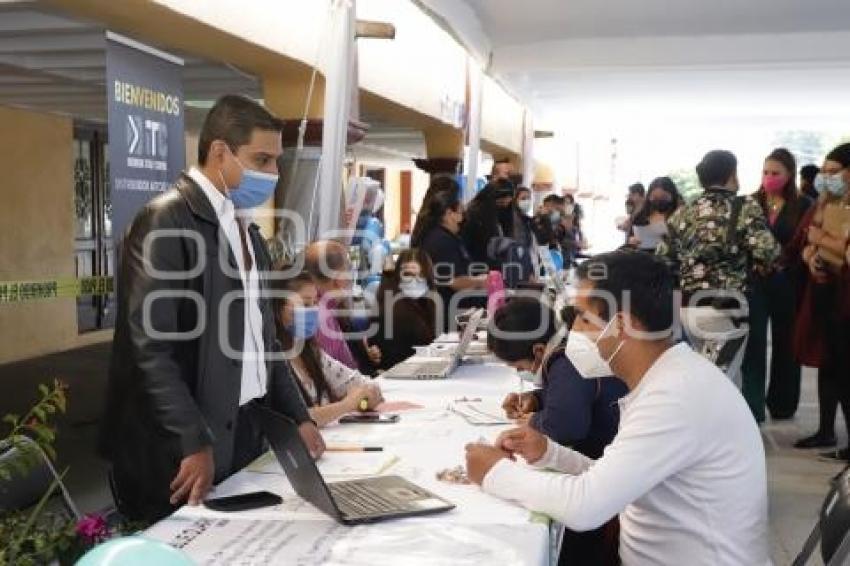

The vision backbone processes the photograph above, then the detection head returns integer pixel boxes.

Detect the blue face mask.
[223,153,280,209]
[815,172,848,197]
[287,306,320,339]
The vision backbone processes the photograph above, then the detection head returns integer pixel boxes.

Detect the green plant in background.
[667,168,702,203]
[0,379,67,480]
[0,379,75,565]
[0,381,144,565]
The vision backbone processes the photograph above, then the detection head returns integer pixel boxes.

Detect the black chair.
[793,467,850,565]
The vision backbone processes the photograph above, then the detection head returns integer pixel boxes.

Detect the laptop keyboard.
[329,480,415,518]
[413,360,450,375]
[387,359,448,379]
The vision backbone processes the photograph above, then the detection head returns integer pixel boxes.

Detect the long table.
[146,342,553,565]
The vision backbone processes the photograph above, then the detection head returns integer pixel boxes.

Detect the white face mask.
[566,317,623,378]
[399,278,428,299]
[517,368,543,387]
[517,199,533,214]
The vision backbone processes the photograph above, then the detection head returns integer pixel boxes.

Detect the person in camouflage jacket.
[657,150,781,301]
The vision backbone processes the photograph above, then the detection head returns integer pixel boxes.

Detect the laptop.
[382,308,485,380]
[255,405,454,525]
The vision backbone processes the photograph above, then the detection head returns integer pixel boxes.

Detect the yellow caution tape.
[0,276,114,304]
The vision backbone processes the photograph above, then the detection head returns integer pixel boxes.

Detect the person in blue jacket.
[489,297,626,458]
[488,297,627,565]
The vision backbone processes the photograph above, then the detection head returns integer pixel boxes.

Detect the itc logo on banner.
[126,114,169,172]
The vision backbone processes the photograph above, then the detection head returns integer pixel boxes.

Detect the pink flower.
[75,513,110,544]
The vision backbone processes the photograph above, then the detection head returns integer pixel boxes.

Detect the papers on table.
[375,400,423,413]
[449,399,512,426]
[146,517,542,566]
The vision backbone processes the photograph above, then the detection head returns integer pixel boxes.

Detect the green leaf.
[32,407,45,422]
[54,395,66,414]
[37,384,48,397]
[2,414,18,426]
[43,404,55,414]
[27,423,54,443]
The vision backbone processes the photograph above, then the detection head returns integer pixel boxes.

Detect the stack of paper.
[449,400,511,426]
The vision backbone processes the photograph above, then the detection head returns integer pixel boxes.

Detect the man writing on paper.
[101,95,324,522]
[465,251,769,565]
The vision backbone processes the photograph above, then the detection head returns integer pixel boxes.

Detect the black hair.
[576,251,674,334]
[198,94,284,165]
[628,183,646,197]
[482,178,516,200]
[632,176,682,226]
[410,176,462,247]
[800,164,820,184]
[376,248,436,332]
[696,150,738,189]
[826,142,850,168]
[516,186,531,198]
[268,269,334,405]
[487,297,557,363]
[757,148,801,222]
[543,194,565,206]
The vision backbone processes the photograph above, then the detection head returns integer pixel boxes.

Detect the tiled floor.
[763,367,846,565]
[0,344,843,564]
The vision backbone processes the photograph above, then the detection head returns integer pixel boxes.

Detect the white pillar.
[522,108,534,188]
[317,0,356,240]
[464,57,483,203]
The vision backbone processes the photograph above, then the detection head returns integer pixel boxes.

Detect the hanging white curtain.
[315,0,356,240]
[464,56,483,203]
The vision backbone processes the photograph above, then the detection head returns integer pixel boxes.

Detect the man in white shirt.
[465,251,770,565]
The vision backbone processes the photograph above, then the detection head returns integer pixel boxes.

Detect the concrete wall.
[0,105,76,364]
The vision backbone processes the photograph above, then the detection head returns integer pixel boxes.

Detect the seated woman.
[373,249,438,370]
[488,297,627,565]
[273,272,383,427]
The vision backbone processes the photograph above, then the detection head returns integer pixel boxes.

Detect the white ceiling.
[465,0,850,43]
[0,1,261,123]
[448,0,850,127]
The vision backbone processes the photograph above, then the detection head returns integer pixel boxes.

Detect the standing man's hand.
[170,446,214,506]
[298,422,326,459]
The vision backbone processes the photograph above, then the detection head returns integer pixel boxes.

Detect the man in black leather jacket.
[99,95,325,522]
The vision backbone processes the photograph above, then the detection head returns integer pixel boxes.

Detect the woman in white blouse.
[273,272,383,427]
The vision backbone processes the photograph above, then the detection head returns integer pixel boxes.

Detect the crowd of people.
[98,94,850,564]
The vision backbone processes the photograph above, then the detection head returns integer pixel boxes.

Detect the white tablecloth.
[145,343,552,566]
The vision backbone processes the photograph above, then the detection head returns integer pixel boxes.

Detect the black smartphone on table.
[204,491,282,512]
[339,412,400,424]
